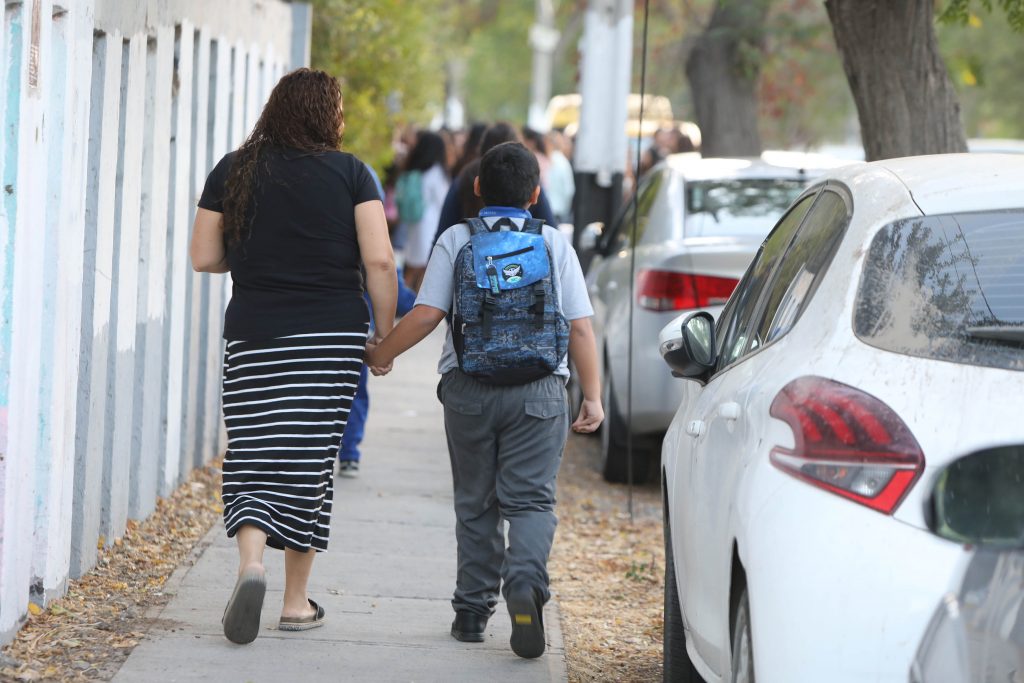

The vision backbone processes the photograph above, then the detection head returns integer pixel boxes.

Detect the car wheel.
[730,587,755,683]
[664,511,700,682]
[600,360,650,483]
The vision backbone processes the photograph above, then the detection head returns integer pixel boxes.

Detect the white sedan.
[583,152,842,484]
[658,154,1024,682]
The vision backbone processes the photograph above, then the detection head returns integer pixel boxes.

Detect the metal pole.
[528,0,559,131]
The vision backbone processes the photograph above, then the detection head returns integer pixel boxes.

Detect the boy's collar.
[479,206,532,220]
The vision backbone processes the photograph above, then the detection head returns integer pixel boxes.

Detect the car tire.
[664,512,701,682]
[600,360,650,484]
[730,587,755,683]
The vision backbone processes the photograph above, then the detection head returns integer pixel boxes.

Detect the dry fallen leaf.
[550,434,664,682]
[0,459,224,682]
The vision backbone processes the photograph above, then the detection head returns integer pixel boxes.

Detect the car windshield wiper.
[965,325,1024,347]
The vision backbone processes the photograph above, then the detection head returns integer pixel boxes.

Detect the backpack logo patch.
[502,263,523,284]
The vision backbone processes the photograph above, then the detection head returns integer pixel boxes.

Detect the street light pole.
[572,0,632,249]
[528,0,560,131]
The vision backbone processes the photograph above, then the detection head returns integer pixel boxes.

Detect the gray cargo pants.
[438,369,569,617]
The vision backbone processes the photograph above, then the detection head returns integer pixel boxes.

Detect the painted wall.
[0,0,310,645]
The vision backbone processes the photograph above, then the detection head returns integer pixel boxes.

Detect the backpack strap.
[531,281,546,328]
[523,218,544,234]
[481,292,496,339]
[466,217,490,236]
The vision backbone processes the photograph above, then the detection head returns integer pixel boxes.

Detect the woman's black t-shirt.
[198,148,379,340]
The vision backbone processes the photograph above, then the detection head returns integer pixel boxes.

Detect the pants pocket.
[524,397,566,420]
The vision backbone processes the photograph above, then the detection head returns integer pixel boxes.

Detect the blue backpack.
[451,217,570,385]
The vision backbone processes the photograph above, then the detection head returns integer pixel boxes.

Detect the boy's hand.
[572,398,604,433]
[365,342,393,376]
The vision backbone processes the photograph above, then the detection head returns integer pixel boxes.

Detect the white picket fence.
[0,0,311,644]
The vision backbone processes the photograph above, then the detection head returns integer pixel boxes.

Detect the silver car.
[913,444,1024,683]
[582,152,846,483]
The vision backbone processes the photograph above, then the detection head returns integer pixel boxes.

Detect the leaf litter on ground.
[0,460,223,682]
[550,433,664,682]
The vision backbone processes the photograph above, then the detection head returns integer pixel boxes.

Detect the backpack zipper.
[489,245,535,260]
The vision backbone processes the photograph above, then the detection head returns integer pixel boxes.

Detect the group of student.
[390,122,577,290]
[189,68,602,661]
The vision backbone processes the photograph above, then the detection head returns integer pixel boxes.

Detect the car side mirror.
[659,311,716,381]
[578,221,603,253]
[925,444,1024,549]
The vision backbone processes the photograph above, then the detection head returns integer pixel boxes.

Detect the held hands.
[365,334,393,376]
[572,398,604,434]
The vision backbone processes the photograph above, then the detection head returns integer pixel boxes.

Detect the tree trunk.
[685,0,769,158]
[825,0,967,161]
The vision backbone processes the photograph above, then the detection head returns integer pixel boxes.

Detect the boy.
[366,142,603,659]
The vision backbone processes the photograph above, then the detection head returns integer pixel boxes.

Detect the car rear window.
[855,210,1024,372]
[683,178,807,238]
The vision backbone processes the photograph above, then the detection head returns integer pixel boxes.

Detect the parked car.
[658,153,1024,682]
[968,137,1024,155]
[912,444,1024,683]
[582,152,845,483]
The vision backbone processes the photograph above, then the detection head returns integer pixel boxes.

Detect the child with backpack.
[366,141,604,659]
[396,131,450,291]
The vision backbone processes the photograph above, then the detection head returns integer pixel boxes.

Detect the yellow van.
[546,93,674,135]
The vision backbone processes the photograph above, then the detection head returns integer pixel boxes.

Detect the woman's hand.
[571,398,604,434]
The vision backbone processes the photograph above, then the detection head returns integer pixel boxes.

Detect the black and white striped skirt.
[220,328,367,552]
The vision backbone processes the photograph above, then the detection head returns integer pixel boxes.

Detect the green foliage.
[757,0,857,149]
[309,0,451,171]
[664,0,855,149]
[938,8,1024,137]
[940,0,1024,32]
[459,2,537,123]
[625,557,658,583]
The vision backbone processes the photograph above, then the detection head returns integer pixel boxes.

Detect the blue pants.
[339,271,418,462]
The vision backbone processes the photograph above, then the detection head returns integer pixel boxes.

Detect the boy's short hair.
[478,142,540,208]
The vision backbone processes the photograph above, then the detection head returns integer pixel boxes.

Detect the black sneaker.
[506,582,545,658]
[450,611,488,642]
[336,460,359,478]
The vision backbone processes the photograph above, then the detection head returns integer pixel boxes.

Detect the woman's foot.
[222,566,267,644]
[238,560,265,578]
[279,599,326,632]
[280,596,319,621]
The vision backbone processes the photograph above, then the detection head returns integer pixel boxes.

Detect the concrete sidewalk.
[113,329,568,682]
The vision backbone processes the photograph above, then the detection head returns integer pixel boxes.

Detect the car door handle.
[685,420,705,438]
[719,402,741,421]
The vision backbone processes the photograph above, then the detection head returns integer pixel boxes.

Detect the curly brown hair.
[222,68,344,244]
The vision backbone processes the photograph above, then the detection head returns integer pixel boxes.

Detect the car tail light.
[769,376,924,514]
[636,270,739,311]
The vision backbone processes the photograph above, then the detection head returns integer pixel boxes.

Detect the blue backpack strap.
[523,218,544,234]
[466,217,490,235]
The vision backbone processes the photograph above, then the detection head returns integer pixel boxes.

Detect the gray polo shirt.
[415,217,594,377]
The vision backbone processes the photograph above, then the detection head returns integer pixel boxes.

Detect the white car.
[582,152,845,484]
[658,154,1024,682]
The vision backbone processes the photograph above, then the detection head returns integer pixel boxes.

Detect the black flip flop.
[222,569,266,644]
[278,598,326,632]
[506,582,546,659]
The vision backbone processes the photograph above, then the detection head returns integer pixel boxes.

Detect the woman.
[190,68,397,645]
[450,122,487,179]
[432,123,557,246]
[397,130,449,291]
